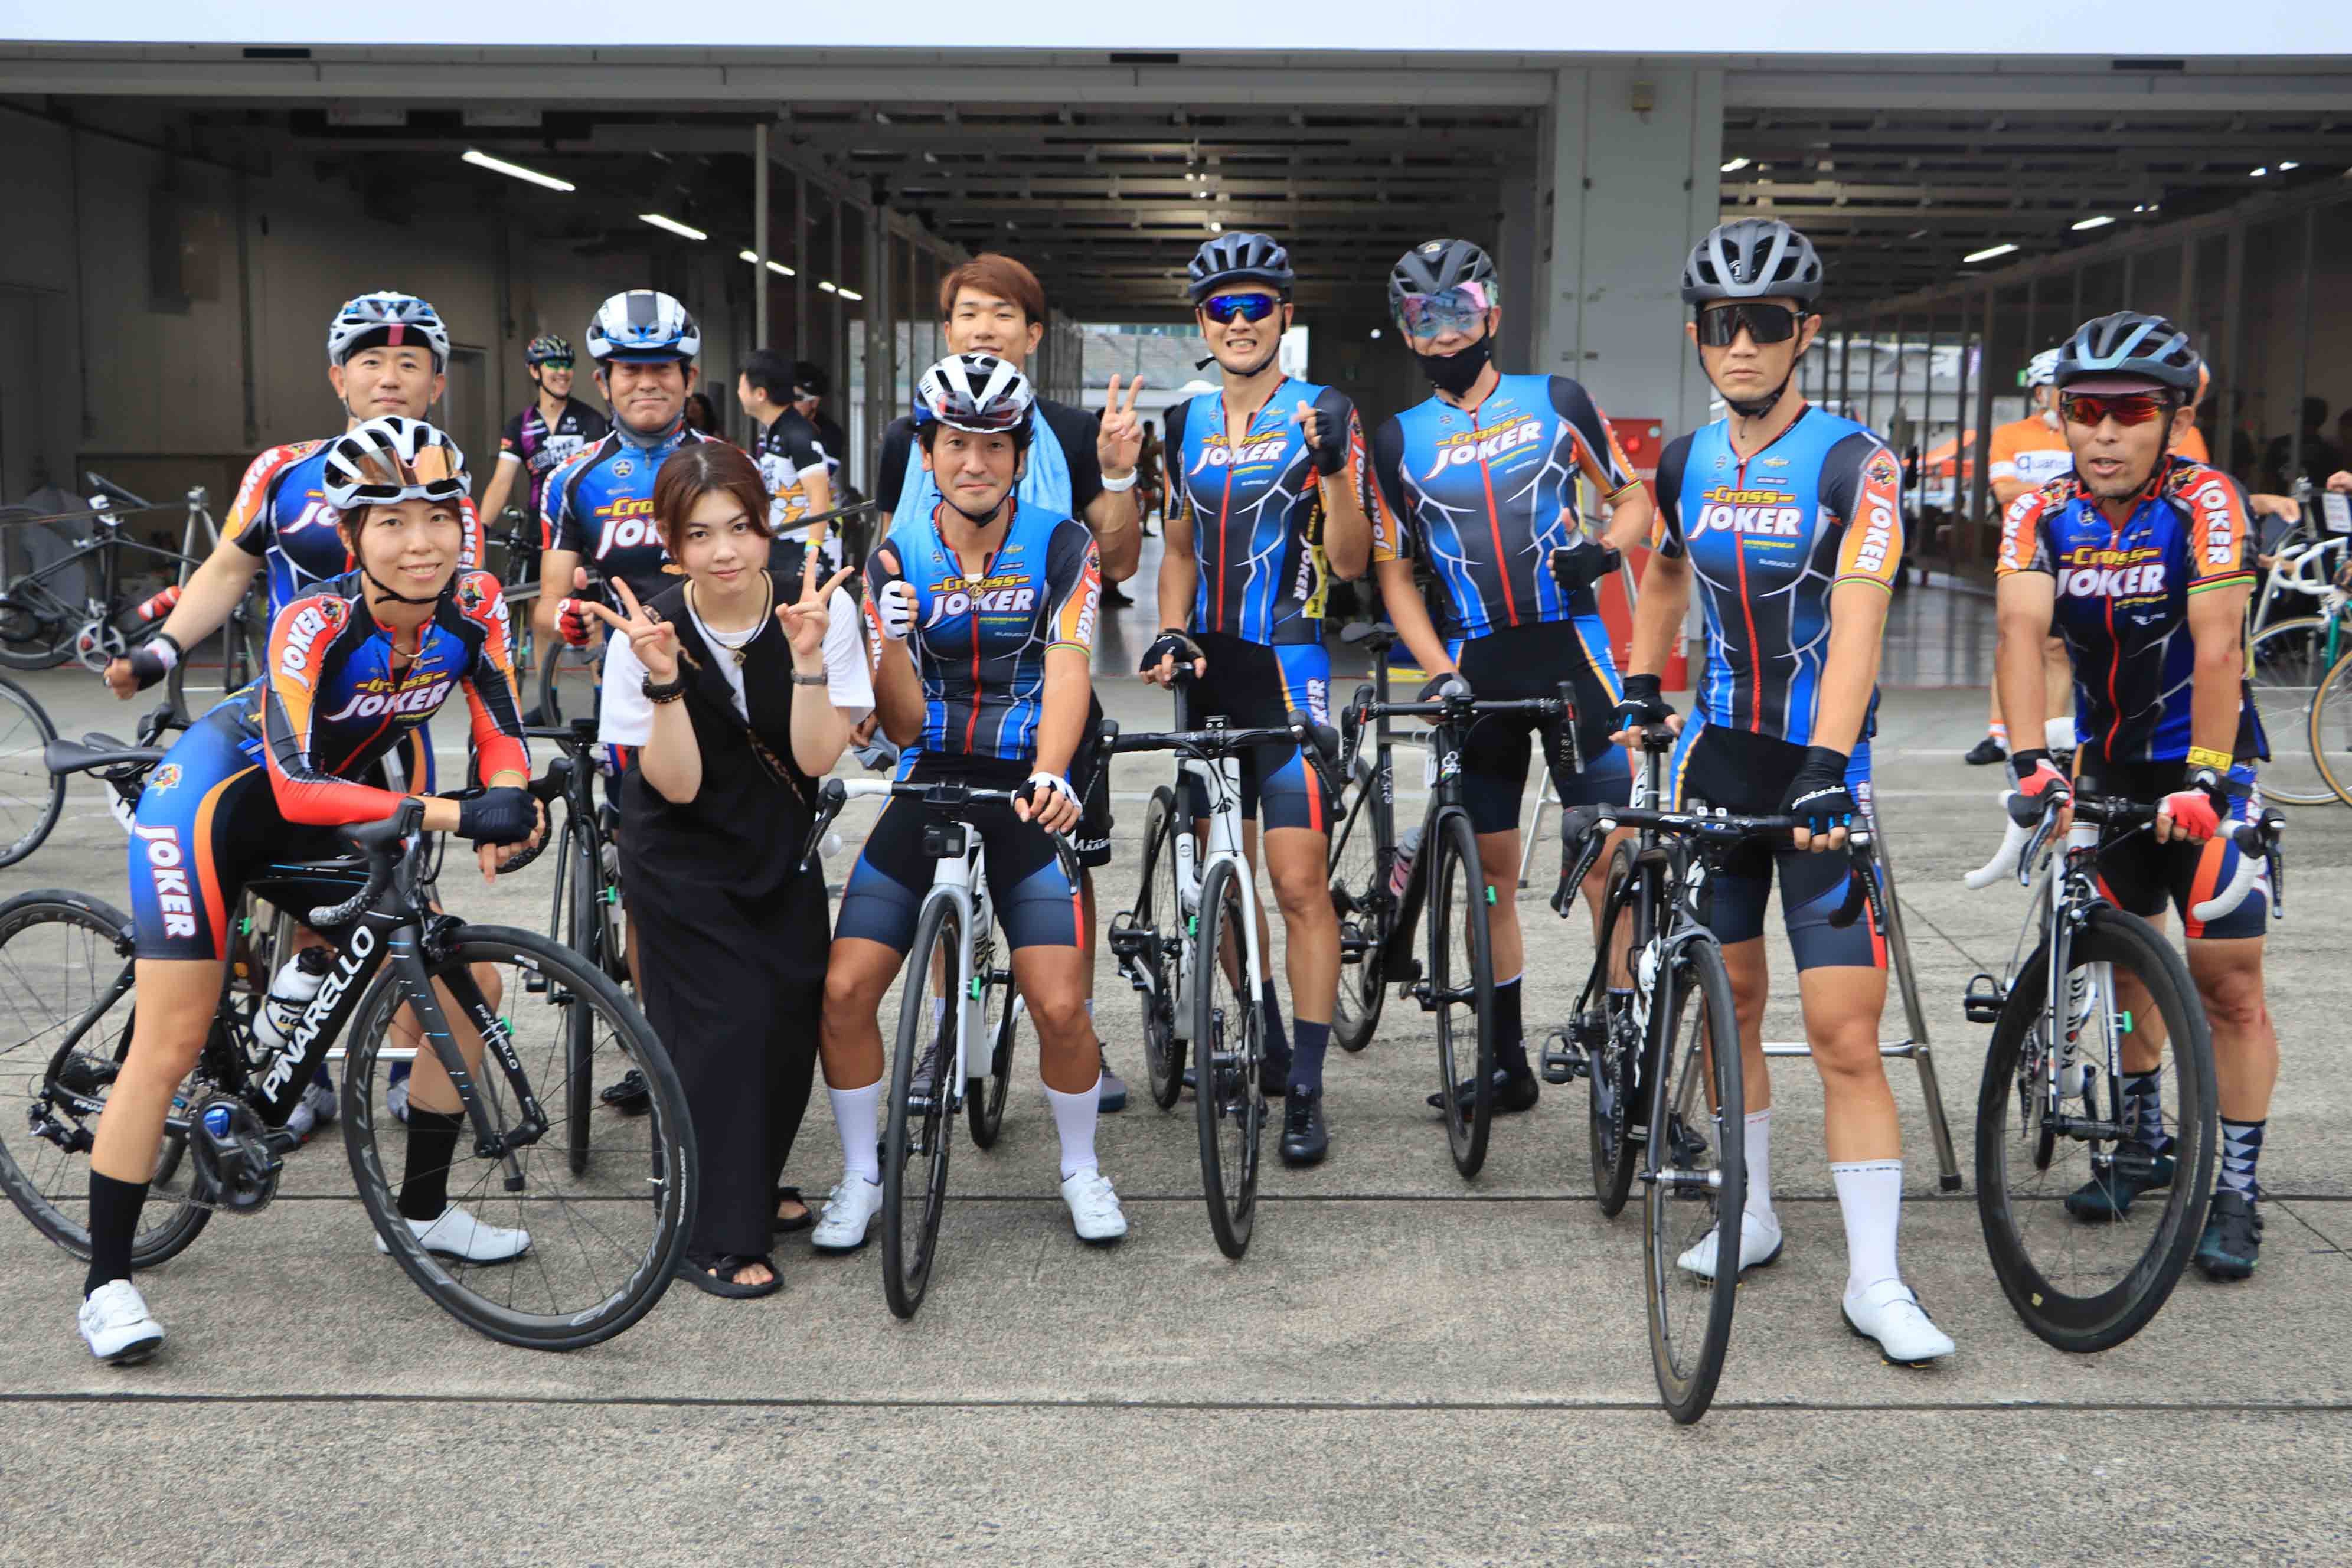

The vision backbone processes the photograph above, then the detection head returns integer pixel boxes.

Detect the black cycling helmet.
[915,352,1035,446]
[1681,218,1823,305]
[1387,239,1498,316]
[2053,312,2201,394]
[1187,233,1294,302]
[524,334,573,367]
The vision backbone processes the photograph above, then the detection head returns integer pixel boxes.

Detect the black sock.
[399,1108,466,1221]
[1260,991,1289,1063]
[1291,1020,1331,1097]
[1492,976,1529,1078]
[85,1172,149,1297]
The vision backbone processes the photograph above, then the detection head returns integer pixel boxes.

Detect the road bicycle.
[0,743,694,1350]
[1322,631,1573,1178]
[1108,703,1343,1259]
[1961,785,2275,1351]
[798,775,1039,1318]
[2242,535,2347,806]
[486,505,543,687]
[0,672,63,867]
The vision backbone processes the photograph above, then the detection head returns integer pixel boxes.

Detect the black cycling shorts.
[2078,760,2270,942]
[834,754,1083,953]
[1178,631,1334,834]
[1449,622,1631,837]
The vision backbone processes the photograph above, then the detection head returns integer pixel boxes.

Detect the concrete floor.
[0,558,2346,1566]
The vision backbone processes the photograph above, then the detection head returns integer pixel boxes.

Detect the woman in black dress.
[590,442,870,1296]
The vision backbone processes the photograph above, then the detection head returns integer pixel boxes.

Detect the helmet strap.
[360,564,447,607]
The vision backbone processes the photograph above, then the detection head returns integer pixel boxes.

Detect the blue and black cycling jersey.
[224,439,482,619]
[542,423,722,602]
[1652,406,1906,748]
[498,396,609,527]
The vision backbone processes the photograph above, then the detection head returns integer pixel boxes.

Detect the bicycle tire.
[1327,759,1390,1054]
[0,891,211,1269]
[883,895,959,1317]
[1644,933,1745,1425]
[1133,785,1186,1112]
[1194,857,1262,1260]
[966,917,1015,1151]
[538,643,603,729]
[339,923,692,1351]
[1975,905,2216,1354]
[0,558,75,669]
[2309,645,2352,808]
[559,818,601,1178]
[0,675,64,867]
[2243,615,2338,806]
[1589,842,1643,1217]
[1428,810,1496,1178]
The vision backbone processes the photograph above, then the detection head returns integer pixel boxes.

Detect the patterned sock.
[2120,1070,2174,1156]
[1989,722,2008,743]
[2219,1118,2266,1198]
[1492,975,1529,1078]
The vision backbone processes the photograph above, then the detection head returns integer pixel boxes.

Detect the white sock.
[828,1079,883,1187]
[1831,1159,1903,1299]
[1084,998,1095,1021]
[1743,1108,1775,1222]
[929,995,946,1027]
[1045,1077,1102,1181]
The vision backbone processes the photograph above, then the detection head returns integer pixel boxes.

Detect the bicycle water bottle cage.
[923,821,969,859]
[191,1096,283,1213]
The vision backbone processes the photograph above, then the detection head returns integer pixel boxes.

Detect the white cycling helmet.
[586,290,700,364]
[2025,348,2063,389]
[916,352,1035,442]
[322,417,469,514]
[327,292,451,370]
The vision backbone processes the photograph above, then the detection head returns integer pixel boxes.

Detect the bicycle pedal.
[1962,972,2007,1025]
[1540,1029,1587,1085]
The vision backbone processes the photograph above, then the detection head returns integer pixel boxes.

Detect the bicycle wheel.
[2309,646,2352,808]
[0,676,63,867]
[1326,761,1390,1054]
[1643,934,1745,1425]
[965,913,1015,1150]
[538,643,603,728]
[557,816,602,1177]
[1194,857,1262,1259]
[1427,810,1496,1178]
[2244,615,2336,806]
[1131,785,1186,1111]
[883,895,959,1317]
[339,924,692,1351]
[1976,905,2216,1353]
[0,557,75,671]
[1588,842,1644,1217]
[0,892,211,1268]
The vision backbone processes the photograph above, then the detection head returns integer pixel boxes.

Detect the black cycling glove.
[1613,672,1675,734]
[1139,629,1204,675]
[1305,410,1349,478]
[1418,672,1469,704]
[1780,746,1857,838]
[1547,538,1621,596]
[125,633,181,692]
[457,786,537,848]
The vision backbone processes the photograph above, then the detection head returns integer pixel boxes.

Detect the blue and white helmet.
[586,290,700,364]
[914,352,1035,445]
[326,292,450,370]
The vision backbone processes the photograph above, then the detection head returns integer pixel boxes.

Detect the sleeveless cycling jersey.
[1368,373,1641,639]
[1652,406,1905,746]
[543,424,722,602]
[865,501,1100,766]
[498,397,610,525]
[224,439,483,619]
[1996,455,2262,766]
[1166,379,1383,645]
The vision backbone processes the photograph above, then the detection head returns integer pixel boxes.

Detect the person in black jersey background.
[479,334,609,539]
[737,348,838,577]
[792,361,853,496]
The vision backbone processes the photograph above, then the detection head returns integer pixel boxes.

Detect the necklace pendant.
[732,646,749,667]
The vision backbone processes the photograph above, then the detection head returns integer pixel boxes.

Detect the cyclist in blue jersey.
[1619,218,1948,1364]
[478,334,610,541]
[1995,312,2279,1282]
[815,354,1125,1246]
[1141,233,1376,1165]
[1363,238,1655,1123]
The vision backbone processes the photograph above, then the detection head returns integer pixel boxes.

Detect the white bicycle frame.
[1165,749,1270,1051]
[2250,525,2346,635]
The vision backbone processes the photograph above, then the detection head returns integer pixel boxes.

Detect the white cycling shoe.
[1060,1168,1128,1244]
[812,1178,884,1252]
[1843,1278,1956,1366]
[1676,1208,1785,1280]
[78,1279,164,1366]
[375,1204,531,1263]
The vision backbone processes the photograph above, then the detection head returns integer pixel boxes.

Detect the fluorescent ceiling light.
[461,149,573,193]
[835,286,864,302]
[639,213,708,241]
[2250,166,2269,178]
[736,249,796,276]
[2071,214,2115,231]
[817,280,837,293]
[1720,156,1750,173]
[2281,160,2302,171]
[1964,242,2020,263]
[1209,220,1223,233]
[1368,327,1383,339]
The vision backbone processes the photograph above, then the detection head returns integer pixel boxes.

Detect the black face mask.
[1414,335,1493,397]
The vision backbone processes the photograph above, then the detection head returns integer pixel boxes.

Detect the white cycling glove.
[1023,771,1080,817]
[873,577,917,642]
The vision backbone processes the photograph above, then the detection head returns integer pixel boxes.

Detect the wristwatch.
[790,669,829,685]
[642,672,688,704]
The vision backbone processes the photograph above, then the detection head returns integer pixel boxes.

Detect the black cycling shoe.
[599,1069,651,1115]
[2062,1142,2175,1222]
[1963,734,2008,766]
[2194,1189,2263,1281]
[1426,1068,1541,1116]
[1260,1049,1292,1101]
[1279,1090,1329,1166]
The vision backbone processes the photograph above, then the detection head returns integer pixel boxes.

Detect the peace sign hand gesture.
[582,578,680,682]
[1098,373,1146,478]
[778,544,857,665]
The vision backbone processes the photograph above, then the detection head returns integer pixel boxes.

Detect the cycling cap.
[792,360,829,399]
[915,352,1035,440]
[1681,219,1823,305]
[1387,239,1498,316]
[2025,348,2063,388]
[586,290,701,364]
[2053,312,2200,395]
[1188,232,1295,302]
[327,292,450,370]
[524,334,574,367]
[322,417,469,513]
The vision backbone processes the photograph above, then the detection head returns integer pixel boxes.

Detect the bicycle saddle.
[46,737,165,776]
[1339,620,1397,649]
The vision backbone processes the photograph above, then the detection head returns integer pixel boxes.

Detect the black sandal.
[677,1251,783,1299]
[773,1185,814,1234]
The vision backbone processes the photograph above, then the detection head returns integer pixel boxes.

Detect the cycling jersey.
[497,397,610,525]
[1368,373,1642,640]
[752,408,832,543]
[1987,416,2073,491]
[865,501,1100,767]
[1652,407,1905,746]
[1996,455,2262,766]
[224,439,483,618]
[542,424,723,602]
[1166,379,1387,645]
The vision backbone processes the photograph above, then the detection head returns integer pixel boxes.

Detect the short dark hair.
[740,349,794,406]
[652,441,770,561]
[939,254,1047,328]
[792,361,829,399]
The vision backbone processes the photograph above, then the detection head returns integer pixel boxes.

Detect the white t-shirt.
[599,584,872,747]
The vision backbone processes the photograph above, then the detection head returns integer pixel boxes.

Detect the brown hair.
[939,253,1047,327]
[652,441,772,562]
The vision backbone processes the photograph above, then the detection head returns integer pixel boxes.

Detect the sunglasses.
[1201,293,1283,325]
[1395,282,1497,338]
[2060,392,2172,428]
[1694,303,1804,347]
[538,360,574,373]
